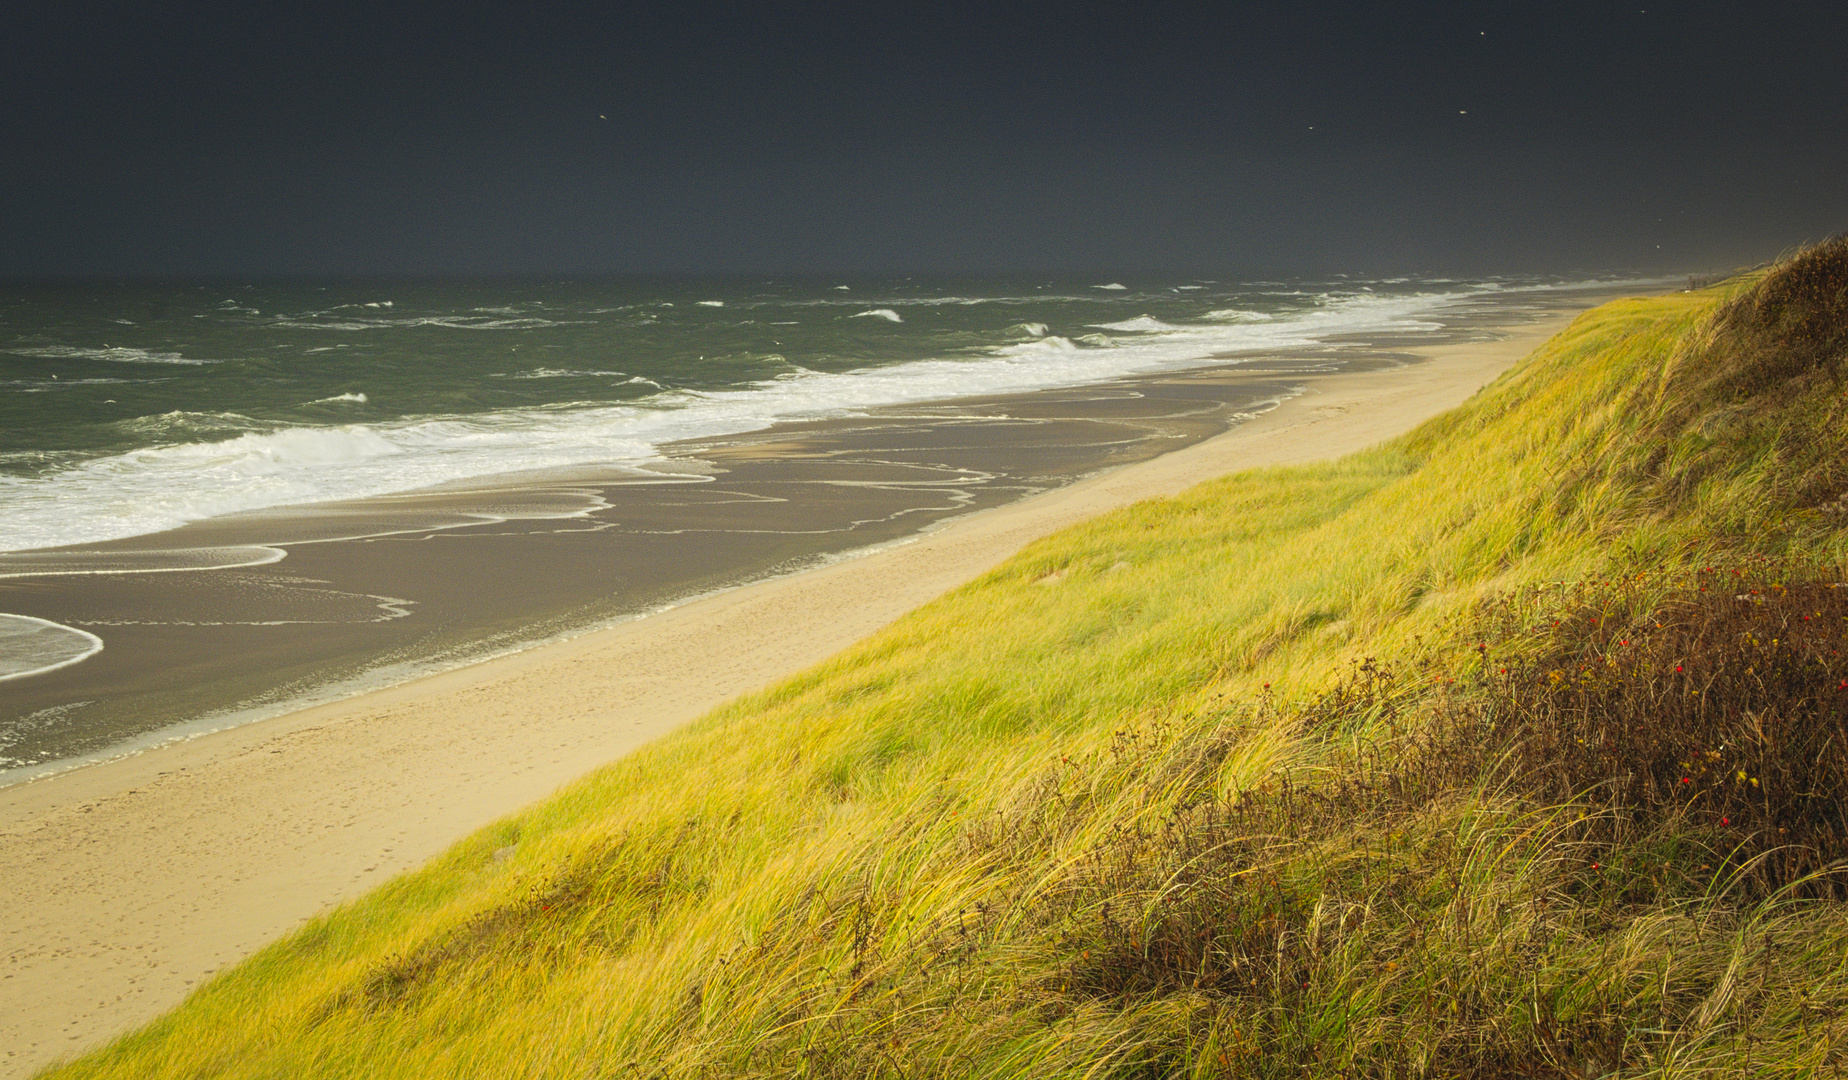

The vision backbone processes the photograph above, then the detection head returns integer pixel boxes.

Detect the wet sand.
[0,371,1296,775]
[0,290,1620,1076]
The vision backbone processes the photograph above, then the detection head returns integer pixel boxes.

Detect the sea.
[0,272,1644,764]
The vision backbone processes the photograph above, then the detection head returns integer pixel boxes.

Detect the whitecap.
[1090,315,1180,333]
[1,377,140,392]
[996,335,1081,356]
[697,300,725,307]
[493,368,633,380]
[792,295,1076,308]
[0,614,103,682]
[1202,309,1275,323]
[852,309,903,323]
[306,392,368,404]
[6,345,214,366]
[1092,283,1128,290]
[272,315,578,331]
[113,411,267,439]
[1007,322,1050,337]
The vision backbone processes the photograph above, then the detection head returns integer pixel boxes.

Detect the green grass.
[42,239,1848,1078]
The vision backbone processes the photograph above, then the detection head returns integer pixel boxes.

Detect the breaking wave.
[1090,315,1182,333]
[0,288,1470,552]
[271,315,582,331]
[6,345,216,365]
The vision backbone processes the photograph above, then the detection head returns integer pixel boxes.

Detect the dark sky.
[4,1,1844,277]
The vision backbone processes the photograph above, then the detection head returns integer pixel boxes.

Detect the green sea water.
[0,273,1571,549]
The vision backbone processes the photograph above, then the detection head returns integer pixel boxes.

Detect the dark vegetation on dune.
[782,567,1848,1077]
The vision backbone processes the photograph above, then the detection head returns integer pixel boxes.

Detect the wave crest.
[6,345,215,365]
[114,411,267,439]
[996,335,1083,357]
[494,369,630,381]
[272,315,580,331]
[1090,315,1180,333]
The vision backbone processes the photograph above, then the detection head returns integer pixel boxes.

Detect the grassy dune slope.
[45,241,1848,1078]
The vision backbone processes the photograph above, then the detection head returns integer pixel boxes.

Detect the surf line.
[0,545,288,580]
[0,614,105,683]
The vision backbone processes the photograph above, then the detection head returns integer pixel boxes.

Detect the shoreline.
[0,303,1602,1077]
[0,358,1289,778]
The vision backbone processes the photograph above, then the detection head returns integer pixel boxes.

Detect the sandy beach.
[0,305,1597,1077]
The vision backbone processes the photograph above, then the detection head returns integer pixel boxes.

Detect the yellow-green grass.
[42,243,1848,1078]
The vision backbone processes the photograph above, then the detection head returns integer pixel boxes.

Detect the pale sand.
[0,311,1583,1076]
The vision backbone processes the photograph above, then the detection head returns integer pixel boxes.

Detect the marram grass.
[42,239,1848,1079]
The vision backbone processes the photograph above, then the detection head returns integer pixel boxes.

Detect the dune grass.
[40,239,1848,1078]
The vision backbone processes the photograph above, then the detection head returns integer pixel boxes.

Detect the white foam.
[786,295,1119,309]
[272,315,579,331]
[2,377,141,392]
[1090,315,1181,333]
[852,309,903,323]
[493,368,632,380]
[113,411,270,440]
[0,614,103,682]
[697,300,725,307]
[0,288,1473,553]
[1202,309,1275,323]
[998,335,1081,356]
[1093,283,1128,290]
[1008,322,1050,337]
[307,392,368,404]
[6,346,214,366]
